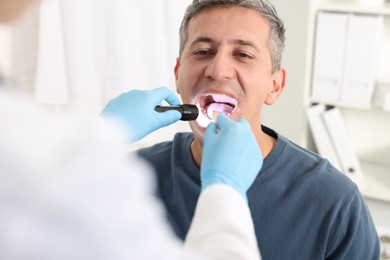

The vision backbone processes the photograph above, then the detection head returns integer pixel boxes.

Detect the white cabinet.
[303,0,390,203]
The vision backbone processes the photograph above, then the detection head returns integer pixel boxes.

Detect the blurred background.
[0,0,389,257]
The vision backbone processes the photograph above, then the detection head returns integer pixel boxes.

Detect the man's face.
[175,6,284,146]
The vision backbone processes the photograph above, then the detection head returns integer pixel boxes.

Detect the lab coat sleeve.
[184,184,261,260]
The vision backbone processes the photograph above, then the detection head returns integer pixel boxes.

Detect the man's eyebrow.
[230,39,260,52]
[189,36,215,48]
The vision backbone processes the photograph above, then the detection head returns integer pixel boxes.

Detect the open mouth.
[195,94,238,128]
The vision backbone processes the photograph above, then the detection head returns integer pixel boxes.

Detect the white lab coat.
[0,89,261,259]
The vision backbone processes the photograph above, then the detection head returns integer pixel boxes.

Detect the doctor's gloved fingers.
[215,114,232,128]
[204,122,218,137]
[155,110,182,127]
[216,116,250,131]
[151,87,181,106]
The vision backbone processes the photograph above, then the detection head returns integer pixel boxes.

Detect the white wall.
[262,0,311,146]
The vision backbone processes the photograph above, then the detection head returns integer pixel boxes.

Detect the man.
[0,0,263,258]
[131,0,379,259]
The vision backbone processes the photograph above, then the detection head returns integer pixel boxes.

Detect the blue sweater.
[136,127,379,259]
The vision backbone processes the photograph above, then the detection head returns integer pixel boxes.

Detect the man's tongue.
[206,102,235,119]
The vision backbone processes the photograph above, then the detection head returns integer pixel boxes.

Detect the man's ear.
[265,68,286,105]
[174,57,180,94]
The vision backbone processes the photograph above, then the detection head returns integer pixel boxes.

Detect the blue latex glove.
[100,87,181,142]
[201,115,263,201]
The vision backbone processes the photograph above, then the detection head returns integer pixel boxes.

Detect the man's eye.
[237,52,253,59]
[194,50,209,55]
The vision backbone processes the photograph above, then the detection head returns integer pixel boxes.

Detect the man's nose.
[204,52,235,81]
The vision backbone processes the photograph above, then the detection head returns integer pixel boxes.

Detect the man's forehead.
[186,7,270,48]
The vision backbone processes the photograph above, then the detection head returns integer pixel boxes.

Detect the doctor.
[0,0,262,259]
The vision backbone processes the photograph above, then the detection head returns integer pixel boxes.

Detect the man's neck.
[191,127,276,168]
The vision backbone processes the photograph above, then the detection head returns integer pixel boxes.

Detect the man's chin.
[189,121,206,147]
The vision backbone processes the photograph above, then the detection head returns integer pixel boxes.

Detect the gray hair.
[179,0,285,73]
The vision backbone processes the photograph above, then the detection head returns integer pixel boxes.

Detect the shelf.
[318,0,390,15]
[308,98,373,110]
[307,98,390,112]
[361,161,390,202]
[308,83,390,111]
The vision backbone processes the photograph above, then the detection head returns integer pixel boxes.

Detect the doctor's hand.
[100,87,181,143]
[200,115,263,201]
